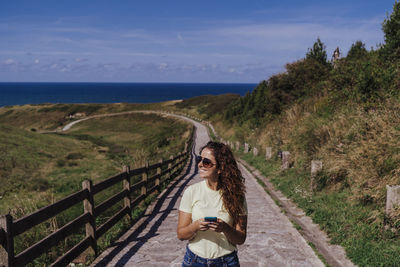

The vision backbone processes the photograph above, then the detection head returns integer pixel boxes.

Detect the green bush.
[382,0,400,62]
[56,159,66,167]
[306,37,329,66]
[224,39,331,127]
[66,152,84,160]
[175,94,240,119]
[347,41,368,60]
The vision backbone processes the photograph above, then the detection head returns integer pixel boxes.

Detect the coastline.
[0,82,256,107]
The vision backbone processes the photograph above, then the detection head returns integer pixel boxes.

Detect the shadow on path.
[93,142,198,267]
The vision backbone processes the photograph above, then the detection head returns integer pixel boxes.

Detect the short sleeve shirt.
[179,180,247,259]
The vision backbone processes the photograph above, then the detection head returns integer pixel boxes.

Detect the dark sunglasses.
[196,155,215,168]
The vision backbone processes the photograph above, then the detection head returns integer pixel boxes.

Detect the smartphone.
[204,217,217,222]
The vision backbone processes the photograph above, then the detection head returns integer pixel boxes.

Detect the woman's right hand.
[195,218,209,231]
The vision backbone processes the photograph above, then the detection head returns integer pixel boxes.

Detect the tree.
[306,38,328,65]
[347,41,368,60]
[382,0,400,60]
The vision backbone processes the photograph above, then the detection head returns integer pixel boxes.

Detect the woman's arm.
[177,211,209,240]
[208,216,247,245]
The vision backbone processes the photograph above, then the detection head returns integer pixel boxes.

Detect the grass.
[0,105,193,266]
[66,113,191,167]
[0,102,175,131]
[173,94,240,120]
[0,113,191,214]
[307,241,330,267]
[238,151,400,266]
[174,92,400,266]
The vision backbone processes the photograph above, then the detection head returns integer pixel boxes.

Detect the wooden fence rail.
[0,137,192,267]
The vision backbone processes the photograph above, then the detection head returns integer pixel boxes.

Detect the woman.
[177,141,247,267]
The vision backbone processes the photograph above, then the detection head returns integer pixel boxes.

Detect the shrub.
[382,0,400,61]
[38,104,70,113]
[347,41,368,60]
[356,61,380,102]
[56,159,66,167]
[224,39,331,128]
[66,152,84,160]
[306,37,329,65]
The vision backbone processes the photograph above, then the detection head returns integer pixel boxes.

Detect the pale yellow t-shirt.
[179,180,247,259]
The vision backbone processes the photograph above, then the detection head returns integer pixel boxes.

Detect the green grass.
[173,94,240,119]
[0,107,193,266]
[67,113,191,165]
[239,152,400,267]
[307,241,330,267]
[0,112,191,215]
[0,102,175,131]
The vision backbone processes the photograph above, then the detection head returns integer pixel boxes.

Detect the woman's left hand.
[207,219,227,233]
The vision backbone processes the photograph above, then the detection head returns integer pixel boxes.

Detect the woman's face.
[198,148,219,180]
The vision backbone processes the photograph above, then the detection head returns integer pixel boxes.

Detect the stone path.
[90,115,326,266]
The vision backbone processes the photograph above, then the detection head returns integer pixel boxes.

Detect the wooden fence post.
[236,141,240,151]
[156,159,162,192]
[142,161,149,196]
[386,185,400,216]
[82,180,97,255]
[122,165,132,221]
[0,214,14,267]
[168,155,173,180]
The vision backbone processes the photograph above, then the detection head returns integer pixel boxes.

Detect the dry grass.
[231,95,400,265]
[232,95,400,205]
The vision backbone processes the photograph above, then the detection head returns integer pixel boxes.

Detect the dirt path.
[62,111,179,131]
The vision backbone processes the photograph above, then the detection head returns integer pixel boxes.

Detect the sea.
[0,82,257,107]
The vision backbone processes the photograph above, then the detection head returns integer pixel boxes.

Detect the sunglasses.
[196,155,216,168]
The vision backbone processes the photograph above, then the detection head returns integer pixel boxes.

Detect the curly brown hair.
[200,141,246,226]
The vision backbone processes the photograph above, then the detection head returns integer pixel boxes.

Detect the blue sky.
[0,0,396,83]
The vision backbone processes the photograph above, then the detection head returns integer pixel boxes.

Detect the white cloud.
[75,58,89,63]
[121,30,150,39]
[159,63,168,71]
[0,10,387,82]
[4,59,16,65]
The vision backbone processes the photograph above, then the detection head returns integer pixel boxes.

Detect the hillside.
[0,111,192,216]
[171,2,400,266]
[0,101,177,131]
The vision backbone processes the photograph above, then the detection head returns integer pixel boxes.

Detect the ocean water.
[0,82,256,107]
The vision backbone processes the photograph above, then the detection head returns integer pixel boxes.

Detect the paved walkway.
[90,116,325,266]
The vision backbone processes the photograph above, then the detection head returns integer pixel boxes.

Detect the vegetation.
[1,2,399,266]
[172,2,400,266]
[382,0,400,61]
[0,108,192,265]
[173,94,241,119]
[240,151,400,266]
[0,101,178,131]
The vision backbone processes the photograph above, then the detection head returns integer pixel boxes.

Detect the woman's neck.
[206,179,219,191]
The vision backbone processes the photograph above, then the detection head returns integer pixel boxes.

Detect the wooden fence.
[0,139,192,267]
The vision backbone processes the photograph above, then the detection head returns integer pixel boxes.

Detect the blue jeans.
[182,246,240,267]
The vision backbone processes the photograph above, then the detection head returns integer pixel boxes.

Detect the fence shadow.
[93,143,198,266]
